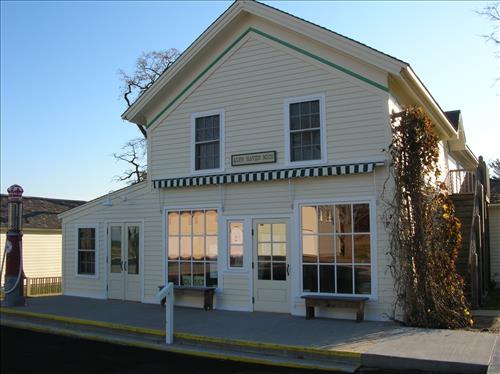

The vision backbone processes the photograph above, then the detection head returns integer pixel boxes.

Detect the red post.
[3,184,25,306]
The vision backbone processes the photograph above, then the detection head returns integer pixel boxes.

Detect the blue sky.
[1,1,498,200]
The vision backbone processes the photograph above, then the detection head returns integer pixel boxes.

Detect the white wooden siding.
[0,232,62,278]
[490,205,500,284]
[150,35,388,180]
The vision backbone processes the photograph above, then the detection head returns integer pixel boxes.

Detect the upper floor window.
[192,109,224,173]
[285,94,326,165]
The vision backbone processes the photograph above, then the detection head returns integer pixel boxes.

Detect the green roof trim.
[146,27,389,129]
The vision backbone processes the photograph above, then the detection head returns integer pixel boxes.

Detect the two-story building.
[59,1,481,320]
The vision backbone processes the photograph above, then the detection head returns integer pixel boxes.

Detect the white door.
[108,223,141,301]
[253,219,290,313]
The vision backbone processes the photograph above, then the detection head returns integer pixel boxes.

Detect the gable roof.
[445,110,461,131]
[0,195,86,230]
[122,0,459,141]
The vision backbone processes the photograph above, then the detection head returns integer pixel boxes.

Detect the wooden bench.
[159,285,216,311]
[301,295,369,322]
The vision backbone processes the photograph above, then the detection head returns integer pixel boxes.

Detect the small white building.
[1,195,85,280]
[59,1,479,320]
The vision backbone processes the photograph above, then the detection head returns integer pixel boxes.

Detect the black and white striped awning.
[153,162,384,189]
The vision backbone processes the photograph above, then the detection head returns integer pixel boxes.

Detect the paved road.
[0,327,326,374]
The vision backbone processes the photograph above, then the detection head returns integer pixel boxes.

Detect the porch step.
[0,309,360,373]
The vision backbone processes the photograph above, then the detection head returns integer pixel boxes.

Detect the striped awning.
[153,162,384,189]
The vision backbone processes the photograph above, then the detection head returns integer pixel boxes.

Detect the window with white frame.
[77,227,97,275]
[167,210,218,287]
[287,97,324,163]
[301,203,372,295]
[194,113,221,171]
[228,221,244,268]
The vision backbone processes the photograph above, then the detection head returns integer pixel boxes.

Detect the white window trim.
[295,198,377,300]
[75,224,99,279]
[190,108,225,175]
[284,93,327,167]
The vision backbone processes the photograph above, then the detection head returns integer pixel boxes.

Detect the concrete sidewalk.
[1,296,498,373]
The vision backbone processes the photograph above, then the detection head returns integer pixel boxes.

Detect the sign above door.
[231,151,277,167]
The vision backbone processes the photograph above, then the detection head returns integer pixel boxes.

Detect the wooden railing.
[24,276,62,297]
[445,169,476,194]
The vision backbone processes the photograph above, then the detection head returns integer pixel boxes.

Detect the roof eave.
[399,66,458,140]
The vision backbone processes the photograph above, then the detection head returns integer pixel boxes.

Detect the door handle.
[124,261,128,272]
[120,261,124,271]
[287,264,290,276]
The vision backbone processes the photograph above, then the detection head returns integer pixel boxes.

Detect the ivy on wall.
[384,106,472,329]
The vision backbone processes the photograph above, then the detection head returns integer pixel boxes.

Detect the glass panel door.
[253,219,290,313]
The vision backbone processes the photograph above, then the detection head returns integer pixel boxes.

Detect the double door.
[108,223,141,301]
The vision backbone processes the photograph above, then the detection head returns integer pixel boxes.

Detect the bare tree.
[113,138,147,185]
[114,49,180,184]
[489,158,500,179]
[478,3,500,59]
[119,49,180,138]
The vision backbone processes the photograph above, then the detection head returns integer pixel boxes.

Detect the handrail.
[157,282,174,344]
[467,177,482,308]
[446,169,476,194]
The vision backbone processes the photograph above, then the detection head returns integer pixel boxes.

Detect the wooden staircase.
[450,193,475,302]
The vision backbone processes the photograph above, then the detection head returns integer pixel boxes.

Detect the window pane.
[258,243,271,261]
[206,262,218,287]
[206,236,218,261]
[353,204,370,232]
[302,145,312,160]
[337,265,353,294]
[193,263,205,287]
[180,262,192,286]
[290,102,300,116]
[258,262,271,280]
[180,212,192,235]
[301,206,317,234]
[180,236,191,260]
[320,265,335,293]
[312,145,321,160]
[335,205,352,233]
[300,101,310,116]
[193,211,204,235]
[230,222,243,245]
[168,262,179,285]
[302,265,318,292]
[258,223,271,242]
[292,146,301,162]
[273,263,286,281]
[300,115,310,129]
[318,235,334,263]
[312,130,321,145]
[311,114,320,128]
[355,266,371,294]
[290,116,300,130]
[168,236,179,260]
[354,235,370,263]
[310,100,319,114]
[272,242,286,262]
[193,236,204,260]
[127,226,140,275]
[110,226,122,273]
[272,224,286,242]
[168,212,179,235]
[206,210,217,235]
[302,235,317,263]
[318,206,334,234]
[229,246,243,267]
[336,235,352,263]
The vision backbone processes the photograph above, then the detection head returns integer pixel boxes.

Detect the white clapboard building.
[59,1,479,320]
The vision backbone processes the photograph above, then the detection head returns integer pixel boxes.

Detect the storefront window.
[167,209,218,287]
[301,203,371,295]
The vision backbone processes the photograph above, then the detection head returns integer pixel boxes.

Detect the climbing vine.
[384,106,472,329]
